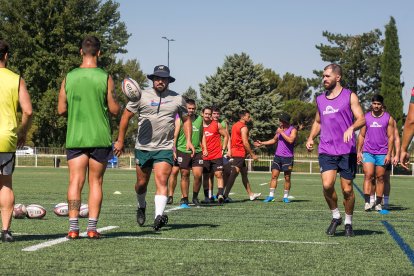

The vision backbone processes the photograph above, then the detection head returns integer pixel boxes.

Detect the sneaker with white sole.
[282,197,290,203]
[375,204,382,211]
[364,202,373,211]
[249,193,261,201]
[263,196,275,203]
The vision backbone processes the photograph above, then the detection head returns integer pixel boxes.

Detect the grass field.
[1,167,414,275]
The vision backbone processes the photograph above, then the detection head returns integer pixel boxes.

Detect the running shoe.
[136,207,146,226]
[1,230,14,242]
[87,230,101,239]
[249,193,261,201]
[263,196,275,203]
[344,224,355,237]
[192,197,201,206]
[282,197,290,203]
[153,214,169,231]
[326,217,342,236]
[167,196,173,205]
[66,230,79,240]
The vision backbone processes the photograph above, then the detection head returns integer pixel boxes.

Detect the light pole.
[162,36,175,67]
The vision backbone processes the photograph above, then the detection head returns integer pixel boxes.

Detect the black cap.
[147,65,175,83]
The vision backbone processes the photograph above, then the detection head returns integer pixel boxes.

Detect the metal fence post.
[35,154,38,167]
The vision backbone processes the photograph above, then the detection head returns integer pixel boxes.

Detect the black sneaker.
[217,195,224,205]
[326,217,342,236]
[153,214,169,231]
[1,230,14,242]
[136,207,146,227]
[344,224,355,237]
[179,197,190,208]
[192,197,201,206]
[167,196,173,205]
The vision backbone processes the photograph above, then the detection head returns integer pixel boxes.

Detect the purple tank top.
[275,126,295,157]
[363,111,390,154]
[316,88,356,155]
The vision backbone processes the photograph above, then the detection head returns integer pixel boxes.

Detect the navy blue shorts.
[271,155,294,172]
[318,154,357,180]
[67,147,113,163]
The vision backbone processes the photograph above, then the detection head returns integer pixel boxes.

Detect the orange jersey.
[231,121,246,157]
[203,120,222,160]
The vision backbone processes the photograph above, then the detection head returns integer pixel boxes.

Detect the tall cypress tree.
[380,16,404,130]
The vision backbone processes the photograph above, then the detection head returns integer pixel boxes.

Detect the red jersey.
[203,120,222,160]
[231,121,246,157]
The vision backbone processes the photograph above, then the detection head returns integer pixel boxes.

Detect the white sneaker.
[249,193,261,201]
[364,202,373,211]
[375,204,382,211]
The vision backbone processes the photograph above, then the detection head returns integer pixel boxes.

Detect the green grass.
[1,168,414,275]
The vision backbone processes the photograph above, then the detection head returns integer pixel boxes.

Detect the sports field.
[2,167,414,275]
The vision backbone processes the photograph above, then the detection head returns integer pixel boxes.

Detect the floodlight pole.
[162,36,175,67]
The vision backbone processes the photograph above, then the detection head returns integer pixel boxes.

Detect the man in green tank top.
[175,98,204,207]
[0,40,33,242]
[58,36,120,240]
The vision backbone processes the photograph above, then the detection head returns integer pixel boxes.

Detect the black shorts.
[230,157,246,169]
[0,153,15,175]
[385,162,392,171]
[67,147,113,163]
[203,158,223,174]
[177,151,203,169]
[271,155,294,172]
[318,154,357,180]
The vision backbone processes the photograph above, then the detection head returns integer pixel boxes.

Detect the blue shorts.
[271,155,294,172]
[363,152,386,166]
[318,154,356,180]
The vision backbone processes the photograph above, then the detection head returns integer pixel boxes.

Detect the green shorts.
[135,149,173,168]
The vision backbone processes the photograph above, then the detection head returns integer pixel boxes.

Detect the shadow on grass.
[335,229,385,236]
[104,223,220,238]
[16,233,67,241]
[386,205,409,211]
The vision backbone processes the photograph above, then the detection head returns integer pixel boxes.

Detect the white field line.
[119,236,339,245]
[21,226,119,252]
[259,183,268,186]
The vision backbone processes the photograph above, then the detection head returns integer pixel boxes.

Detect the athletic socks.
[376,196,383,206]
[269,188,275,197]
[331,208,341,220]
[69,218,79,232]
[370,195,375,205]
[217,188,224,196]
[208,190,213,199]
[364,194,370,203]
[154,195,167,218]
[193,192,199,199]
[204,189,209,199]
[137,192,147,209]
[283,190,289,198]
[87,218,98,231]
[345,214,352,225]
[384,196,389,206]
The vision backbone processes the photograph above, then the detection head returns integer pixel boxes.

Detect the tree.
[274,73,312,102]
[313,30,383,107]
[200,53,283,141]
[182,86,198,101]
[380,17,404,130]
[0,0,130,146]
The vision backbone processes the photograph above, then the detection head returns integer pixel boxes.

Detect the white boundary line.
[21,226,119,252]
[119,236,339,245]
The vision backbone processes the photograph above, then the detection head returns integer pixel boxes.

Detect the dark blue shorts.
[271,155,294,172]
[318,154,357,180]
[67,147,113,163]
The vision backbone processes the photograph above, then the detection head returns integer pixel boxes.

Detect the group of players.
[1,36,413,242]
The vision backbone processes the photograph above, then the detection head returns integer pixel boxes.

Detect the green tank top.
[65,68,111,148]
[177,115,203,153]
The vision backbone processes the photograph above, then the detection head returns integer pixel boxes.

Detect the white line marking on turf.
[21,226,119,252]
[165,206,184,213]
[120,236,339,245]
[259,183,268,186]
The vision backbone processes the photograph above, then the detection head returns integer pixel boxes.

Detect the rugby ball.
[79,203,89,218]
[54,203,69,217]
[26,204,46,219]
[121,77,141,102]
[13,204,27,219]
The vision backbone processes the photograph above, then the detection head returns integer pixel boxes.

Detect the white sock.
[345,214,352,225]
[283,190,289,198]
[331,208,341,219]
[370,195,375,205]
[384,196,389,205]
[269,188,275,197]
[154,195,168,218]
[208,190,212,198]
[137,192,146,209]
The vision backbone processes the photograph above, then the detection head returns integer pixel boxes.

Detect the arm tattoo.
[68,200,81,211]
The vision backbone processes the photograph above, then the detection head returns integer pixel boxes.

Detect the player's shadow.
[16,233,69,241]
[386,204,408,211]
[335,229,385,236]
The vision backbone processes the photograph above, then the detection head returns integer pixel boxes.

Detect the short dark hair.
[81,35,101,56]
[186,98,196,105]
[212,106,220,113]
[0,40,10,61]
[324,63,342,77]
[202,106,212,113]
[239,109,250,118]
[372,94,384,104]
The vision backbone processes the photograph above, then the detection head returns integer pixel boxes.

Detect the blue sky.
[117,0,413,112]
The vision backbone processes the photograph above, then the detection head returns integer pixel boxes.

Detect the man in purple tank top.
[255,113,297,203]
[306,64,365,237]
[357,95,394,212]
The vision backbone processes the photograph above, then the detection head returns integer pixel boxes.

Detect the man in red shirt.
[223,110,259,200]
[202,106,229,204]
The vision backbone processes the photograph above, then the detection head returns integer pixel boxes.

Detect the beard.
[323,81,336,91]
[154,84,167,93]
